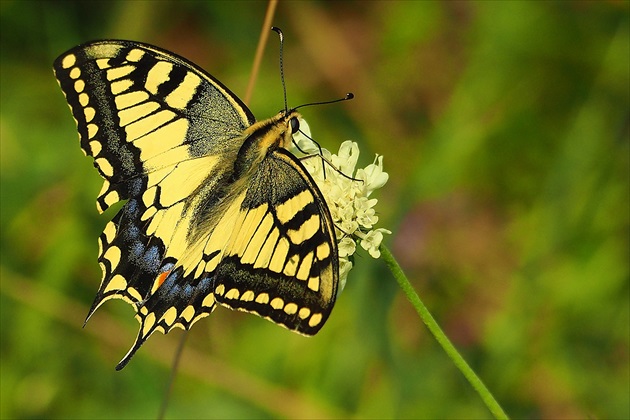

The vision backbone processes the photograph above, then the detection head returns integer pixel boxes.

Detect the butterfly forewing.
[54,40,339,369]
[53,40,255,212]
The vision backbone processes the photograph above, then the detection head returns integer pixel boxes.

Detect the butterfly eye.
[289,117,300,134]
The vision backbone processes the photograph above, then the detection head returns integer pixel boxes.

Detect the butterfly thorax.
[232,110,301,181]
[187,110,301,246]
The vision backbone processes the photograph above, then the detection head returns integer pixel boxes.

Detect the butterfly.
[53,37,339,370]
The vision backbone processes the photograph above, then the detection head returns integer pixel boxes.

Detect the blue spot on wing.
[128,178,143,197]
[144,245,160,267]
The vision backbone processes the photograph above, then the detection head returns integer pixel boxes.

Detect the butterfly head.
[256,109,303,151]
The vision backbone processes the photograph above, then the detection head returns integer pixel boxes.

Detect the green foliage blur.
[1,1,628,418]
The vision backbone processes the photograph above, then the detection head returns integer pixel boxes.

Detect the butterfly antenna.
[294,128,324,156]
[294,92,354,111]
[300,153,362,182]
[271,27,289,113]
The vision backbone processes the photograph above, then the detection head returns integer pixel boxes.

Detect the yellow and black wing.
[213,149,338,334]
[54,40,339,370]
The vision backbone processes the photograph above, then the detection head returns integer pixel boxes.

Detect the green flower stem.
[380,244,509,420]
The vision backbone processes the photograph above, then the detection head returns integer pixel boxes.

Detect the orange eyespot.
[156,270,171,288]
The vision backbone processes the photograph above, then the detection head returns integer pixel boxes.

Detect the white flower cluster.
[292,119,390,292]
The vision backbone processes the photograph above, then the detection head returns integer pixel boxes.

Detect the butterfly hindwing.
[213,149,339,335]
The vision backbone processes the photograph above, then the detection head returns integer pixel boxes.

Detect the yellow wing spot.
[270,297,284,310]
[142,312,156,337]
[95,157,114,178]
[225,288,240,300]
[189,311,211,326]
[106,64,135,81]
[102,190,120,211]
[165,72,202,109]
[204,251,222,274]
[95,58,111,69]
[255,293,270,304]
[298,307,311,319]
[160,307,178,326]
[127,287,142,301]
[126,48,145,62]
[79,92,89,106]
[254,227,280,269]
[308,276,320,292]
[142,186,157,207]
[233,204,268,254]
[316,242,330,260]
[74,79,85,93]
[276,190,314,224]
[193,262,205,280]
[269,237,290,273]
[102,221,117,244]
[103,245,122,270]
[89,140,102,156]
[111,79,133,95]
[283,254,300,277]
[308,313,323,328]
[202,293,215,308]
[97,179,110,200]
[141,206,157,222]
[144,210,164,237]
[140,306,148,315]
[125,109,177,142]
[115,91,150,110]
[296,251,313,281]
[214,284,225,296]
[180,305,196,322]
[87,123,98,138]
[145,61,174,95]
[119,101,160,126]
[241,212,274,265]
[284,302,298,315]
[287,214,320,244]
[104,274,127,293]
[241,290,255,302]
[84,107,96,123]
[69,67,81,79]
[61,54,76,69]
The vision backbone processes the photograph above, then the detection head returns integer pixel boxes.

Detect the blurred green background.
[1,1,628,418]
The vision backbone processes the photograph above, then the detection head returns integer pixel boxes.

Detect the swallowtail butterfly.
[54,36,339,370]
